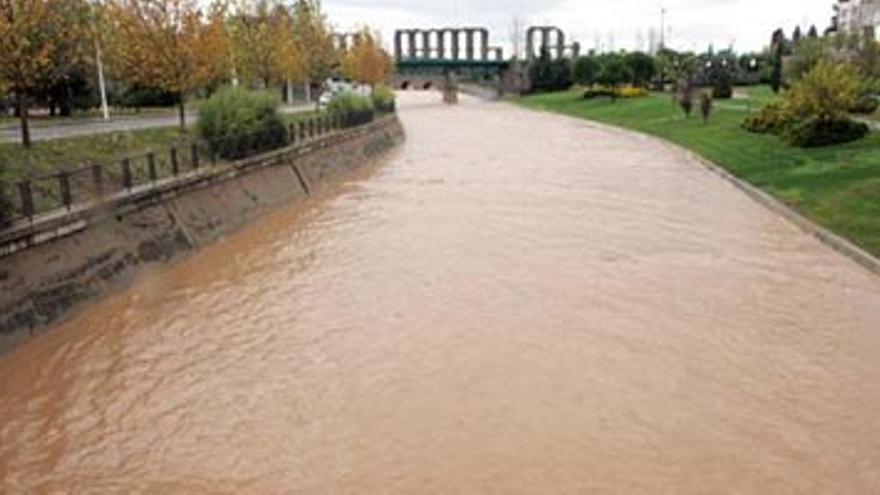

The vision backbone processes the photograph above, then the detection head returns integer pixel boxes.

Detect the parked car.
[319,78,373,108]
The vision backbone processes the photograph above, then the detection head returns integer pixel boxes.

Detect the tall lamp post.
[92,0,110,121]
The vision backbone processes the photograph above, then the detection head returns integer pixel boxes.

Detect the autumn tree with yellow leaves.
[0,0,91,147]
[340,28,392,86]
[291,0,336,103]
[105,0,230,129]
[228,0,298,88]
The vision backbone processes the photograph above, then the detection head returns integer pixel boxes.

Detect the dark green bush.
[328,93,375,128]
[528,49,573,93]
[198,87,287,160]
[371,85,396,113]
[782,117,869,147]
[582,88,616,99]
[850,96,879,115]
[711,85,733,99]
[741,103,792,134]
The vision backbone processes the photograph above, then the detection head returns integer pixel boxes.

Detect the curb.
[521,104,880,278]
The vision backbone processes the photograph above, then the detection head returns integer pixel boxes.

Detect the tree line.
[0,0,392,147]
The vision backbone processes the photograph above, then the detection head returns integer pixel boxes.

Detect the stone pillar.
[394,31,403,60]
[451,30,460,60]
[480,29,489,60]
[541,28,550,57]
[422,31,432,58]
[465,29,475,60]
[526,27,537,61]
[556,29,566,59]
[442,70,458,104]
[437,30,446,59]
[408,31,417,59]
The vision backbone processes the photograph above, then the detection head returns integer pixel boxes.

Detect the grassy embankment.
[517,87,880,258]
[0,111,320,180]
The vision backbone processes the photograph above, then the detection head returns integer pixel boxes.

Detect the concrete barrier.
[0,116,405,355]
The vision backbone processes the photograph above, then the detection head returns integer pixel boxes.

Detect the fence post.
[170,147,179,176]
[58,171,72,209]
[191,143,200,170]
[289,123,296,145]
[309,118,316,138]
[91,164,104,196]
[121,158,132,190]
[299,121,306,142]
[147,152,158,182]
[17,181,34,218]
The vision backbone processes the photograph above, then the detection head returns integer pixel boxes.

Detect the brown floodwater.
[3,93,880,493]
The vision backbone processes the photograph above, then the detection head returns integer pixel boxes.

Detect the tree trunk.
[304,81,311,103]
[17,94,31,148]
[177,94,186,130]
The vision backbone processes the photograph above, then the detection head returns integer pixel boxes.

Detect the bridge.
[393,27,508,103]
[392,25,580,102]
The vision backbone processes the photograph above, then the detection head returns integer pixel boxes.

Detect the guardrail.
[1,110,388,230]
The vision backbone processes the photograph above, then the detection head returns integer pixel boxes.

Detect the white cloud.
[322,0,834,53]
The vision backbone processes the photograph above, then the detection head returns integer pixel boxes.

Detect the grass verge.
[517,87,880,258]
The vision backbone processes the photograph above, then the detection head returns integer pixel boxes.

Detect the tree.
[291,0,336,103]
[341,28,391,86]
[105,0,230,129]
[624,51,656,87]
[596,54,631,101]
[0,0,90,147]
[785,60,864,122]
[228,0,299,92]
[527,49,573,93]
[785,37,828,82]
[770,28,786,93]
[792,26,803,46]
[808,25,819,39]
[573,56,600,86]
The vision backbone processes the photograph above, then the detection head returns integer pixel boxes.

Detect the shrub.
[741,103,793,134]
[678,85,694,118]
[583,87,616,99]
[782,117,869,147]
[711,85,733,99]
[198,87,287,160]
[700,92,713,123]
[850,95,879,115]
[617,86,649,98]
[328,92,375,127]
[785,60,863,122]
[371,85,396,113]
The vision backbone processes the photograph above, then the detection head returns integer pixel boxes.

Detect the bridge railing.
[1,108,393,230]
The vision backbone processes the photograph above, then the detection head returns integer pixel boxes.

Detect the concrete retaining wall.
[0,116,404,355]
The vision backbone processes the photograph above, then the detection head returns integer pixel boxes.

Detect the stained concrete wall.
[0,116,404,355]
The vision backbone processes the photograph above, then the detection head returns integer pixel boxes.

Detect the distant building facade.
[834,0,880,34]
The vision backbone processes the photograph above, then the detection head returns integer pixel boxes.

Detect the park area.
[518,86,880,258]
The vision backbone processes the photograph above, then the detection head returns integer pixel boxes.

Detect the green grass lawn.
[0,110,322,180]
[517,88,880,258]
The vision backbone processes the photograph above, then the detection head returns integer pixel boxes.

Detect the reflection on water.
[3,93,880,493]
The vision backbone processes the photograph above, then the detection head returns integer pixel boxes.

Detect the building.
[834,0,880,34]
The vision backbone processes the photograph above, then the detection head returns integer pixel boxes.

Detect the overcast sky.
[322,0,834,54]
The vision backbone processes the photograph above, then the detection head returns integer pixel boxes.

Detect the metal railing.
[1,109,388,228]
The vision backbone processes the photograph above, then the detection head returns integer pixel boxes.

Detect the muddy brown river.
[3,93,880,493]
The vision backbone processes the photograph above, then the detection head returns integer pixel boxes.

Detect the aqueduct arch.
[526,26,581,60]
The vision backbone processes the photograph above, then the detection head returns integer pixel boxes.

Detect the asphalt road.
[0,104,313,143]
